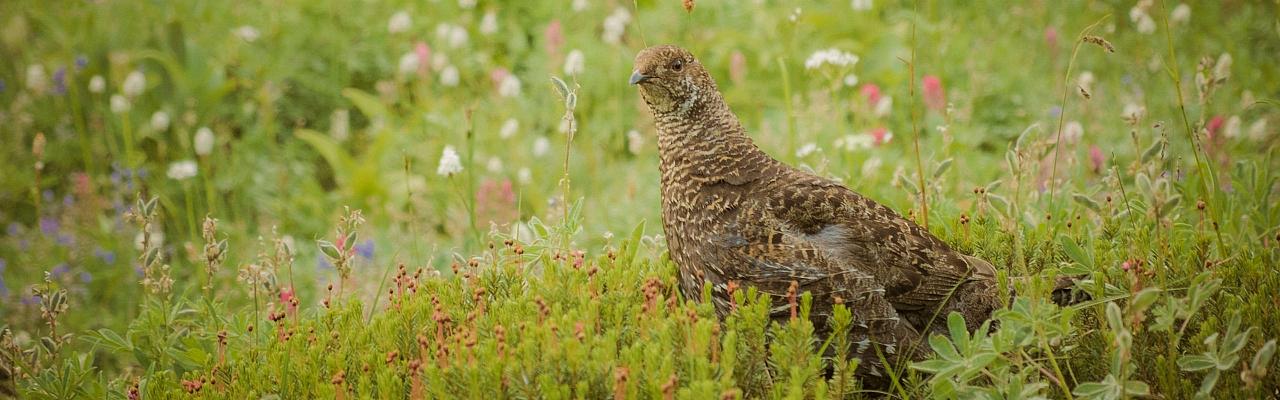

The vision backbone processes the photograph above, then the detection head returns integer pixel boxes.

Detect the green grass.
[1,0,1278,398]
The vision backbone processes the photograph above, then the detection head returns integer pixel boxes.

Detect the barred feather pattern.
[633,45,1002,379]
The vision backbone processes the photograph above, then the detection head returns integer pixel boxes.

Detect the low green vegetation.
[1,0,1277,398]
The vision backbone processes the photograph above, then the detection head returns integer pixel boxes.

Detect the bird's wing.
[753,173,978,313]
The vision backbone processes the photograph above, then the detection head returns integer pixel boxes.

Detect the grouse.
[630,44,1003,379]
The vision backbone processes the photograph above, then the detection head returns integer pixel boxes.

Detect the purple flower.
[63,194,74,207]
[0,259,7,296]
[52,67,67,95]
[57,234,75,247]
[75,55,88,70]
[52,263,70,277]
[80,272,93,283]
[317,256,333,270]
[6,223,21,237]
[0,79,6,93]
[95,248,116,264]
[22,295,41,305]
[355,239,375,260]
[39,217,60,237]
[1048,106,1062,118]
[42,190,54,202]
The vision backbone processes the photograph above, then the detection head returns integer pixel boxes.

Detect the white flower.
[517,167,532,184]
[330,109,350,141]
[627,129,645,155]
[479,11,498,35]
[194,126,215,156]
[1123,103,1145,121]
[789,7,801,23]
[150,111,171,131]
[564,49,585,76]
[500,118,519,139]
[602,7,631,45]
[458,0,476,9]
[1170,3,1191,24]
[88,75,105,93]
[1213,53,1232,81]
[1130,8,1156,34]
[1077,71,1095,92]
[572,0,588,12]
[234,26,260,42]
[851,0,873,11]
[431,52,449,70]
[874,96,893,117]
[437,24,469,48]
[109,95,131,114]
[834,134,874,151]
[166,160,198,180]
[440,65,460,87]
[122,70,146,98]
[1224,116,1241,139]
[25,65,47,93]
[388,11,412,34]
[795,142,819,157]
[436,145,463,176]
[1062,121,1083,144]
[498,74,521,98]
[804,48,858,70]
[843,74,858,87]
[398,52,419,75]
[1247,119,1268,141]
[533,136,550,157]
[486,157,503,173]
[861,156,883,176]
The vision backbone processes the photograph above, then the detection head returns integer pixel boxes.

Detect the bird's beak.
[629,70,651,85]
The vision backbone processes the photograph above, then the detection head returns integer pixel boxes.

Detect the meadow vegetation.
[1,0,1278,398]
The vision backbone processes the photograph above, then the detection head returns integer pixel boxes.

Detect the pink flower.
[1089,145,1105,173]
[544,20,563,57]
[490,68,510,86]
[729,51,747,84]
[1045,27,1059,50]
[279,287,297,315]
[1205,115,1225,140]
[415,42,431,75]
[922,75,946,111]
[870,127,892,146]
[861,84,882,106]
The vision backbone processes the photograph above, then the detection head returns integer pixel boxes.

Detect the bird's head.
[631,45,718,116]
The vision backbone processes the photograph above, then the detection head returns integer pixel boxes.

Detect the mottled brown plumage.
[631,45,1002,379]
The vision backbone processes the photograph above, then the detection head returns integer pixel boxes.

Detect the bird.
[630,44,1004,381]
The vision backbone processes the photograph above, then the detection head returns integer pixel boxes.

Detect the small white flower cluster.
[26,65,47,93]
[398,52,419,75]
[602,7,631,45]
[234,26,260,42]
[804,49,858,70]
[457,0,476,10]
[795,142,819,158]
[388,11,412,34]
[440,66,460,87]
[626,129,645,155]
[1062,121,1084,144]
[88,75,106,93]
[1129,0,1156,34]
[435,23,469,49]
[834,134,874,152]
[564,49,585,76]
[851,0,873,11]
[150,111,170,131]
[194,127,215,155]
[122,70,146,97]
[436,145,463,176]
[479,11,498,35]
[1170,3,1191,25]
[498,74,522,98]
[499,118,519,139]
[167,160,198,180]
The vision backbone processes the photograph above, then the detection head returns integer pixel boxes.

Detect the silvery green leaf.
[933,158,953,178]
[1073,193,1101,212]
[550,76,569,98]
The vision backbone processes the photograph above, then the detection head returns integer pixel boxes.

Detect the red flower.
[279,287,298,315]
[860,84,882,106]
[1205,115,1225,140]
[1089,145,1105,173]
[870,127,892,146]
[1044,27,1059,50]
[922,75,946,111]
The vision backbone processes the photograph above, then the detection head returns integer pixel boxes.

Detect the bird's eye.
[670,59,684,71]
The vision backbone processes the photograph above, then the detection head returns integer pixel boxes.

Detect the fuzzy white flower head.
[388,11,412,34]
[804,48,858,70]
[1122,103,1145,121]
[874,96,893,117]
[1223,116,1241,139]
[122,70,146,98]
[843,74,858,87]
[795,142,819,158]
[572,0,588,12]
[1130,8,1156,34]
[150,111,171,131]
[25,65,47,93]
[436,145,463,176]
[431,52,449,71]
[458,0,476,9]
[532,136,550,157]
[1213,53,1232,81]
[789,7,801,23]
[626,129,645,155]
[486,156,503,173]
[564,49,585,76]
[437,24,469,48]
[440,65,460,87]
[851,0,873,11]
[517,167,532,184]
[498,74,521,98]
[499,118,519,139]
[194,126,215,156]
[1062,121,1083,144]
[1170,3,1191,24]
[1077,71,1095,91]
[398,52,420,76]
[602,7,631,45]
[480,11,498,35]
[88,75,106,93]
[834,134,874,152]
[234,26,260,42]
[1247,119,1268,142]
[110,95,131,114]
[167,160,198,180]
[861,156,883,176]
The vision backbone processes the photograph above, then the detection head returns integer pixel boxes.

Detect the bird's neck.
[652,97,771,192]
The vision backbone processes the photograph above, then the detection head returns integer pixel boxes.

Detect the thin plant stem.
[1049,16,1110,217]
[777,58,797,162]
[906,0,929,229]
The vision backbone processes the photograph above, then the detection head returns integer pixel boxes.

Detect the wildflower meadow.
[2,0,1278,398]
